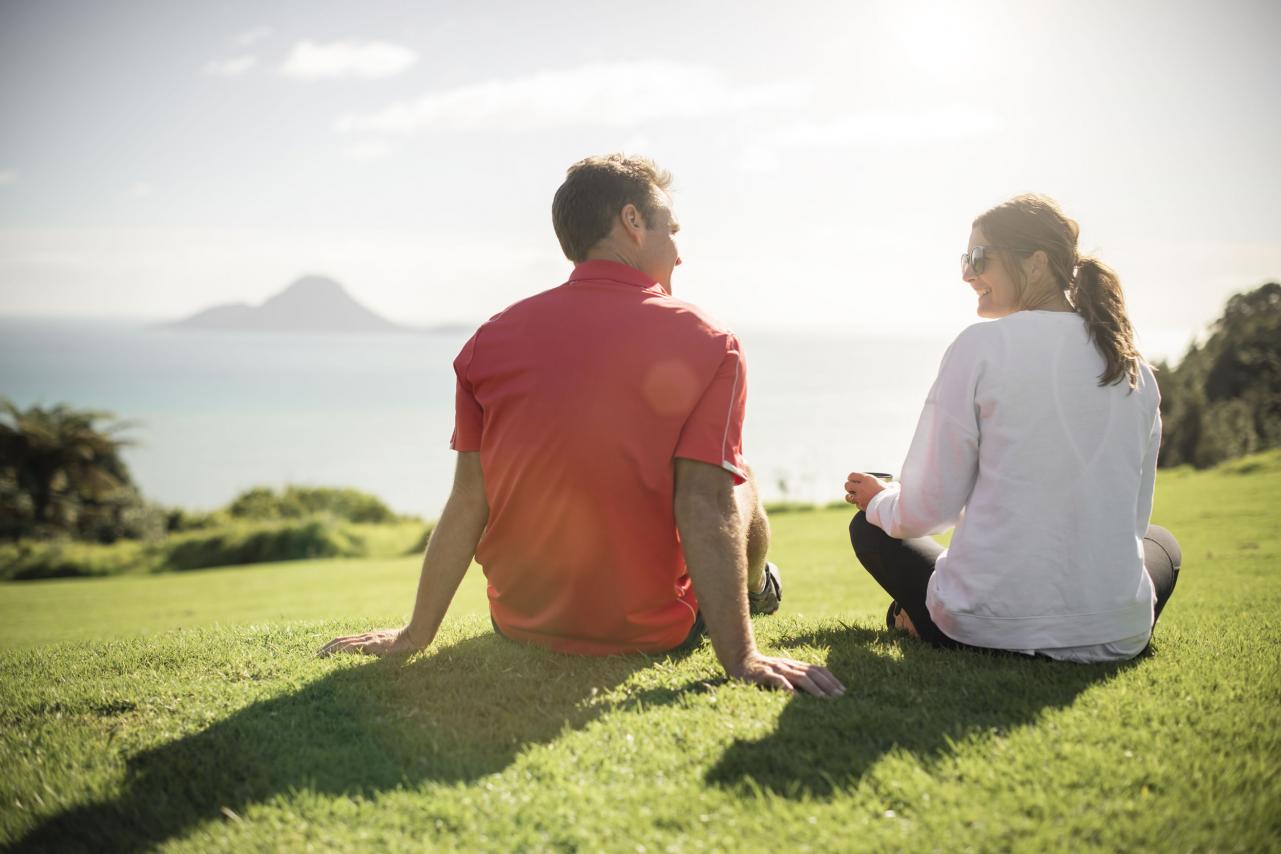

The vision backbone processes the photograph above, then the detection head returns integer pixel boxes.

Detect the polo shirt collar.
[568,259,660,290]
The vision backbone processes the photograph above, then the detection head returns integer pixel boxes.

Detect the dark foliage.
[1157,282,1281,468]
[0,400,161,542]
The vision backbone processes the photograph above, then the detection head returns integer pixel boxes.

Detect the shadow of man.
[14,632,649,852]
[706,624,1136,799]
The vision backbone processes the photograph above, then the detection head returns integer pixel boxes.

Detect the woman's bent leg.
[1144,524,1182,624]
[849,512,959,648]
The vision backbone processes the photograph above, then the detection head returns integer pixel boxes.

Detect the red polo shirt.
[450,260,748,655]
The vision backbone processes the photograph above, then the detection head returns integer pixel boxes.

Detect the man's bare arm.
[673,458,844,697]
[319,451,488,657]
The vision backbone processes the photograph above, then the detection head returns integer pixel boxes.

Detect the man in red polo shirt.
[322,154,842,697]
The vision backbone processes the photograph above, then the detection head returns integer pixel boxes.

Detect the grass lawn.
[1,454,1279,851]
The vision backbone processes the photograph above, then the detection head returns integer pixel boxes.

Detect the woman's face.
[963,226,1020,318]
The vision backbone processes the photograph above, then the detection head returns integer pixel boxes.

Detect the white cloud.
[772,104,1003,146]
[127,182,154,199]
[334,61,805,134]
[204,56,257,78]
[0,170,17,186]
[0,225,564,325]
[281,40,417,80]
[736,145,782,175]
[735,104,1004,173]
[235,26,273,48]
[342,139,395,161]
[620,135,654,156]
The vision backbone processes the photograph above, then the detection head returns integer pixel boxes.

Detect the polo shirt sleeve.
[673,335,748,484]
[450,333,483,452]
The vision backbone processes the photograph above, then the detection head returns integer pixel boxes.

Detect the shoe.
[748,562,782,616]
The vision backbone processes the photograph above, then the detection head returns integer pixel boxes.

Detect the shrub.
[0,515,435,580]
[73,487,168,544]
[404,523,436,555]
[162,516,368,572]
[763,501,820,515]
[0,538,156,581]
[1215,447,1281,476]
[164,507,231,533]
[227,486,397,524]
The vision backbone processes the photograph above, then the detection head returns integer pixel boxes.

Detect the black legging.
[849,512,1182,651]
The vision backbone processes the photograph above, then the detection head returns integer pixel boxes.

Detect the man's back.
[451,259,747,654]
[322,152,842,697]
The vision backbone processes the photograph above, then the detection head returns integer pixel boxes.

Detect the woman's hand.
[844,472,887,511]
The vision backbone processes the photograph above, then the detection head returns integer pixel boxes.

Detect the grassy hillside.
[0,517,428,582]
[1,453,1278,851]
[0,507,873,651]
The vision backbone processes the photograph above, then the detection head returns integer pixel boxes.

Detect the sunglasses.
[961,245,997,276]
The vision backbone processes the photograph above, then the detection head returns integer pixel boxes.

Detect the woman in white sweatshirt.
[844,194,1181,662]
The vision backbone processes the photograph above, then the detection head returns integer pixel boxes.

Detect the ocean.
[0,319,954,517]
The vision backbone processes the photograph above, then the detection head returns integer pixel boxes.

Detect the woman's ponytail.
[976,195,1145,390]
[1071,256,1141,388]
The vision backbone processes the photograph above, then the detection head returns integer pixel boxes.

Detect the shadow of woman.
[706,624,1137,799]
[14,632,650,852]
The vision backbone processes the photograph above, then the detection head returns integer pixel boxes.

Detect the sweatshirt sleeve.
[1135,403,1161,534]
[866,330,986,538]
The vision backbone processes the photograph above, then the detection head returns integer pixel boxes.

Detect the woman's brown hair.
[975,194,1143,388]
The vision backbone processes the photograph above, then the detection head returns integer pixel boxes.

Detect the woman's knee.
[849,511,885,560]
[1144,524,1182,621]
[1144,525,1181,571]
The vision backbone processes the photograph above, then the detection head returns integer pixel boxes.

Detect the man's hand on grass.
[318,453,485,661]
[728,653,845,698]
[318,626,425,658]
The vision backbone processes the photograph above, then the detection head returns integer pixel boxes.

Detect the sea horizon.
[0,316,1198,518]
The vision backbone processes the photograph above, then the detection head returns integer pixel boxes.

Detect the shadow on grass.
[14,632,650,852]
[706,624,1137,799]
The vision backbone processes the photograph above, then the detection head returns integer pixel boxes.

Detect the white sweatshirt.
[866,311,1159,661]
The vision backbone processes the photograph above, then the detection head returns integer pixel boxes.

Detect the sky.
[2,0,1280,359]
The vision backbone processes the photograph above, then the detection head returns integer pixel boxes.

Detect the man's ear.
[619,203,646,244]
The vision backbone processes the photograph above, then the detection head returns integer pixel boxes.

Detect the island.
[167,275,410,333]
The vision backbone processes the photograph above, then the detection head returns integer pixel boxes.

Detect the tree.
[0,400,143,541]
[1158,282,1281,467]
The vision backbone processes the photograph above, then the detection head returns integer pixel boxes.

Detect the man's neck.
[578,246,669,294]
[582,246,641,270]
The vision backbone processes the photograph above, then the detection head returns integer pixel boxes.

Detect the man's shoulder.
[479,281,737,346]
[478,283,567,326]
[623,288,738,351]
